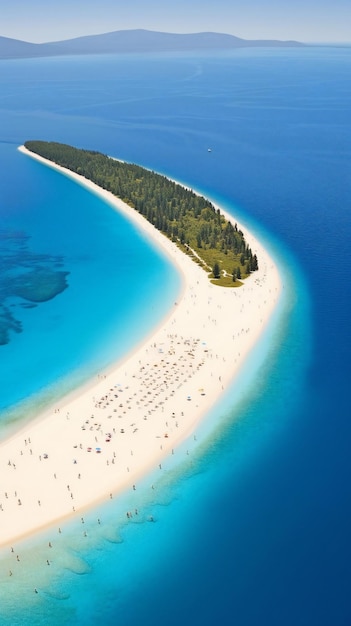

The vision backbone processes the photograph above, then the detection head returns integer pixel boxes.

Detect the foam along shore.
[0,145,282,548]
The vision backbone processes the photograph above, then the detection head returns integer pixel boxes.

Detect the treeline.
[25,141,258,285]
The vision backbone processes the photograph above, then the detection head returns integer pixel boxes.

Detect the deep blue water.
[0,47,350,625]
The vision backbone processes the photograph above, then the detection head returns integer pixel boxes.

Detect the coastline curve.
[0,145,283,548]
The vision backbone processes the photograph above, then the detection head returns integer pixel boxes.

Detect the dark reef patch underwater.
[0,230,68,344]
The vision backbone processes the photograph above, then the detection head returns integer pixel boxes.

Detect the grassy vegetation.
[25,141,258,287]
[179,242,244,287]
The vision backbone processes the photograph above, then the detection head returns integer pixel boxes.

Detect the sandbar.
[0,146,282,548]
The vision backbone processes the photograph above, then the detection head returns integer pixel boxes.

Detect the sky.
[0,0,350,44]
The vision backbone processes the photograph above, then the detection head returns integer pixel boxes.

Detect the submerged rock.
[12,268,69,302]
[0,230,69,345]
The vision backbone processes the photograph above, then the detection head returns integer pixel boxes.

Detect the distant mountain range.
[0,29,305,60]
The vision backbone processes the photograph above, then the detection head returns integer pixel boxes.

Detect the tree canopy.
[25,141,258,286]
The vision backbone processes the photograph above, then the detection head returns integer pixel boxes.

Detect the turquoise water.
[0,47,350,625]
[0,142,180,432]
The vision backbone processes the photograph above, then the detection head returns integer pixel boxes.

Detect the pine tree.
[213,262,221,279]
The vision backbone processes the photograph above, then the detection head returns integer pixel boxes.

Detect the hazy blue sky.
[1,0,350,44]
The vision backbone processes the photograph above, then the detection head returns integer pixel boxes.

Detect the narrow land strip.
[0,146,282,548]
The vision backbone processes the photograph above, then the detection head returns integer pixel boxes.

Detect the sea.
[0,46,350,625]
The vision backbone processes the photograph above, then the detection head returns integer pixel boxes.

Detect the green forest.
[25,141,258,287]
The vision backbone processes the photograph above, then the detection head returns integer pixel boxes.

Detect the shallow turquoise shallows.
[0,142,180,432]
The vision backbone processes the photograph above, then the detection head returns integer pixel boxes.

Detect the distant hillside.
[0,36,60,59]
[0,29,305,60]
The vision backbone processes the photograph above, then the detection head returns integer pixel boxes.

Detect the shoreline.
[0,145,282,549]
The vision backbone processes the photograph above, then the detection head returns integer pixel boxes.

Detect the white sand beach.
[0,146,282,548]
